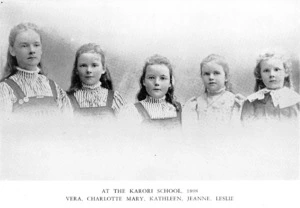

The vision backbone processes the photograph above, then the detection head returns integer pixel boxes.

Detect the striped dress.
[71,82,126,114]
[119,96,178,124]
[0,67,72,116]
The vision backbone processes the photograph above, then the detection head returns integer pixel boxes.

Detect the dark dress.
[241,88,300,123]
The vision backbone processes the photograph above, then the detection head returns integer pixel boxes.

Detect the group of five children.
[1,22,299,131]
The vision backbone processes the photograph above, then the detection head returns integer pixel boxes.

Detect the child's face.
[77,52,105,86]
[9,29,42,71]
[260,58,288,90]
[201,62,226,93]
[143,64,171,99]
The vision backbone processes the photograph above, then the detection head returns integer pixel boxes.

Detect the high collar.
[206,87,226,96]
[15,67,40,79]
[16,66,40,73]
[82,82,102,90]
[144,96,167,104]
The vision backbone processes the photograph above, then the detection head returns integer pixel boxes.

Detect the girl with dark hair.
[0,22,72,118]
[241,52,300,123]
[119,54,181,129]
[67,43,125,119]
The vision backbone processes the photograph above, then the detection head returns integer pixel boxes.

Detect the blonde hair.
[200,54,232,91]
[3,22,43,80]
[254,52,292,91]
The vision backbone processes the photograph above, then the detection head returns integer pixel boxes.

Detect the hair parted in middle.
[2,22,44,81]
[68,43,113,94]
[137,54,180,111]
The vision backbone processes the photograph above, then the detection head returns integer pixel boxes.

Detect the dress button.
[23,97,29,102]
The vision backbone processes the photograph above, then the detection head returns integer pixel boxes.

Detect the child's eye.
[20,44,27,48]
[262,68,270,73]
[92,63,99,67]
[203,72,210,76]
[34,43,41,47]
[147,76,155,79]
[214,71,220,75]
[274,67,281,72]
[79,64,87,68]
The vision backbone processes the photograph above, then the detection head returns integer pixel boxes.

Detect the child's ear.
[9,46,16,56]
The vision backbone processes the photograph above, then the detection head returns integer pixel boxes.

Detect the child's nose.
[29,45,35,53]
[269,69,275,76]
[209,74,214,79]
[86,66,92,73]
[154,78,160,85]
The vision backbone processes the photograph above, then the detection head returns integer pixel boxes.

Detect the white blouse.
[182,90,243,128]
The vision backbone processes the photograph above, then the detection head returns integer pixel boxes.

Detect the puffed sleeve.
[54,82,73,117]
[0,81,17,115]
[230,93,245,126]
[117,103,143,125]
[240,99,255,123]
[182,97,199,129]
[112,91,127,114]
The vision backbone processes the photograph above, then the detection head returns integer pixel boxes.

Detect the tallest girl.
[0,22,72,118]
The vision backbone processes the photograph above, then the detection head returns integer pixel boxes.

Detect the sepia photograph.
[0,0,299,207]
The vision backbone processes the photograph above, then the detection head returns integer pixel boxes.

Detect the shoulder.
[118,102,144,123]
[112,90,126,105]
[226,91,246,107]
[174,100,182,109]
[44,77,63,90]
[119,102,140,117]
[246,90,266,103]
[279,87,300,108]
[241,98,256,115]
[282,87,300,101]
[0,79,14,92]
[36,74,53,84]
[113,90,124,99]
[134,101,144,109]
[183,96,198,110]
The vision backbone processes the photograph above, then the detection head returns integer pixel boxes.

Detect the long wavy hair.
[68,43,113,94]
[137,54,180,111]
[200,54,232,92]
[2,22,44,81]
[254,52,292,92]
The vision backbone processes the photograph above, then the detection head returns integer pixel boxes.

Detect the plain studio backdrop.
[0,0,299,180]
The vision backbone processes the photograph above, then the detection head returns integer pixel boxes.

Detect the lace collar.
[247,87,300,108]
